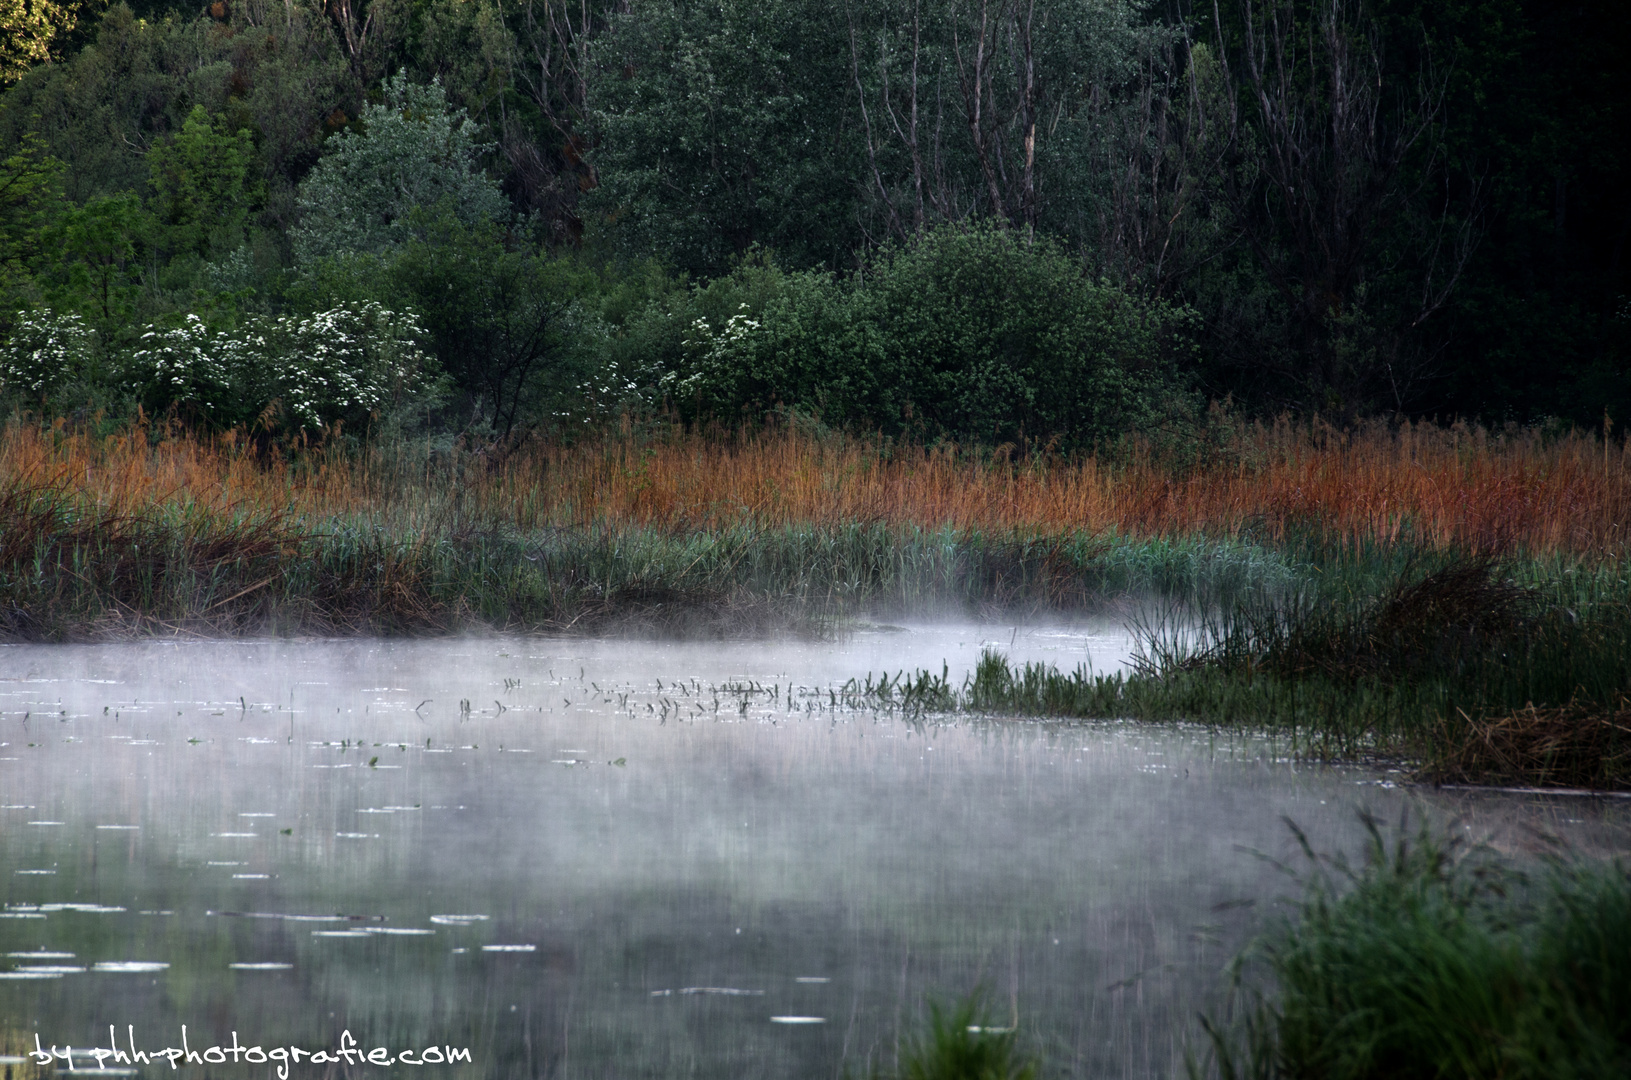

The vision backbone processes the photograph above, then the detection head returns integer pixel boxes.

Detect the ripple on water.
[93,962,168,973]
[429,915,489,926]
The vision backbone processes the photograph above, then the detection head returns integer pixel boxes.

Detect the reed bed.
[6,416,1631,786]
[0,419,1306,637]
[3,415,1627,555]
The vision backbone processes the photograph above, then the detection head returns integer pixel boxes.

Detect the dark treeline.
[0,0,1623,444]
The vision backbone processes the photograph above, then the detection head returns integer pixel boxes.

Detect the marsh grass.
[849,549,1631,785]
[4,413,1629,553]
[0,493,1299,638]
[0,439,1305,638]
[881,994,1039,1080]
[1192,813,1631,1080]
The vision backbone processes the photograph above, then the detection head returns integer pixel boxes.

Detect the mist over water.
[3,628,1627,1079]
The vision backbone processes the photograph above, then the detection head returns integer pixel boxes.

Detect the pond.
[2,625,1627,1079]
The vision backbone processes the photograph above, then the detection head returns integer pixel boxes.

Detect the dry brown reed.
[3,415,1628,555]
[1432,699,1631,789]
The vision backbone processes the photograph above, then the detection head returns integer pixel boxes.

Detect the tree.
[1198,0,1478,414]
[0,130,61,297]
[46,191,143,322]
[588,0,861,276]
[0,0,83,85]
[146,105,261,263]
[293,71,508,260]
[389,215,590,437]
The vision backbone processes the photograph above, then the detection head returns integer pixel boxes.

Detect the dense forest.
[0,0,1624,445]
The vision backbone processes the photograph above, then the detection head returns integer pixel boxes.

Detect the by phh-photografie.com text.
[24,1027,472,1078]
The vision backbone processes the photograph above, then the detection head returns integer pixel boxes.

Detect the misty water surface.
[2,625,1627,1079]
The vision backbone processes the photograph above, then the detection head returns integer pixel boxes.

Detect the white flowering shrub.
[124,314,236,417]
[122,303,432,433]
[574,357,648,420]
[254,302,431,432]
[0,309,96,401]
[662,303,762,411]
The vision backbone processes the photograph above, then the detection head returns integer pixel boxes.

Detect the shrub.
[660,224,1200,446]
[124,313,237,421]
[240,302,435,433]
[119,303,434,433]
[0,308,96,405]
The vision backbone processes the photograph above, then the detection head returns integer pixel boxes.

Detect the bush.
[236,303,435,434]
[0,308,96,406]
[119,303,435,433]
[124,314,237,421]
[661,224,1200,446]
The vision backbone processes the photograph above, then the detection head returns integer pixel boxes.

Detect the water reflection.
[1,628,1626,1079]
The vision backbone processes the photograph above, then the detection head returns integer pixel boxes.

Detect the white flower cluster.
[127,314,234,414]
[0,310,96,399]
[663,303,761,401]
[248,302,431,431]
[574,358,646,419]
[122,302,431,431]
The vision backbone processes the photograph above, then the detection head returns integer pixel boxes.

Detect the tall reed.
[4,415,1627,556]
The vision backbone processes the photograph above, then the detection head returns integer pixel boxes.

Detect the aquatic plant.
[1192,813,1631,1080]
[850,548,1631,787]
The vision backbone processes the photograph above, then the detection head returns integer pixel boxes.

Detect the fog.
[2,627,1626,1078]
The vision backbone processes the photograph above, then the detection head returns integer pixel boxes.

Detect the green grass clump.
[884,994,1038,1080]
[1195,815,1631,1080]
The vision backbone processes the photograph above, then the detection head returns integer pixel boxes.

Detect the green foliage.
[1196,816,1631,1079]
[294,72,508,261]
[145,105,261,263]
[386,215,597,435]
[43,192,143,322]
[588,0,1173,277]
[664,225,1199,446]
[0,3,349,213]
[588,0,859,276]
[0,129,60,295]
[0,0,1621,437]
[891,994,1038,1080]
